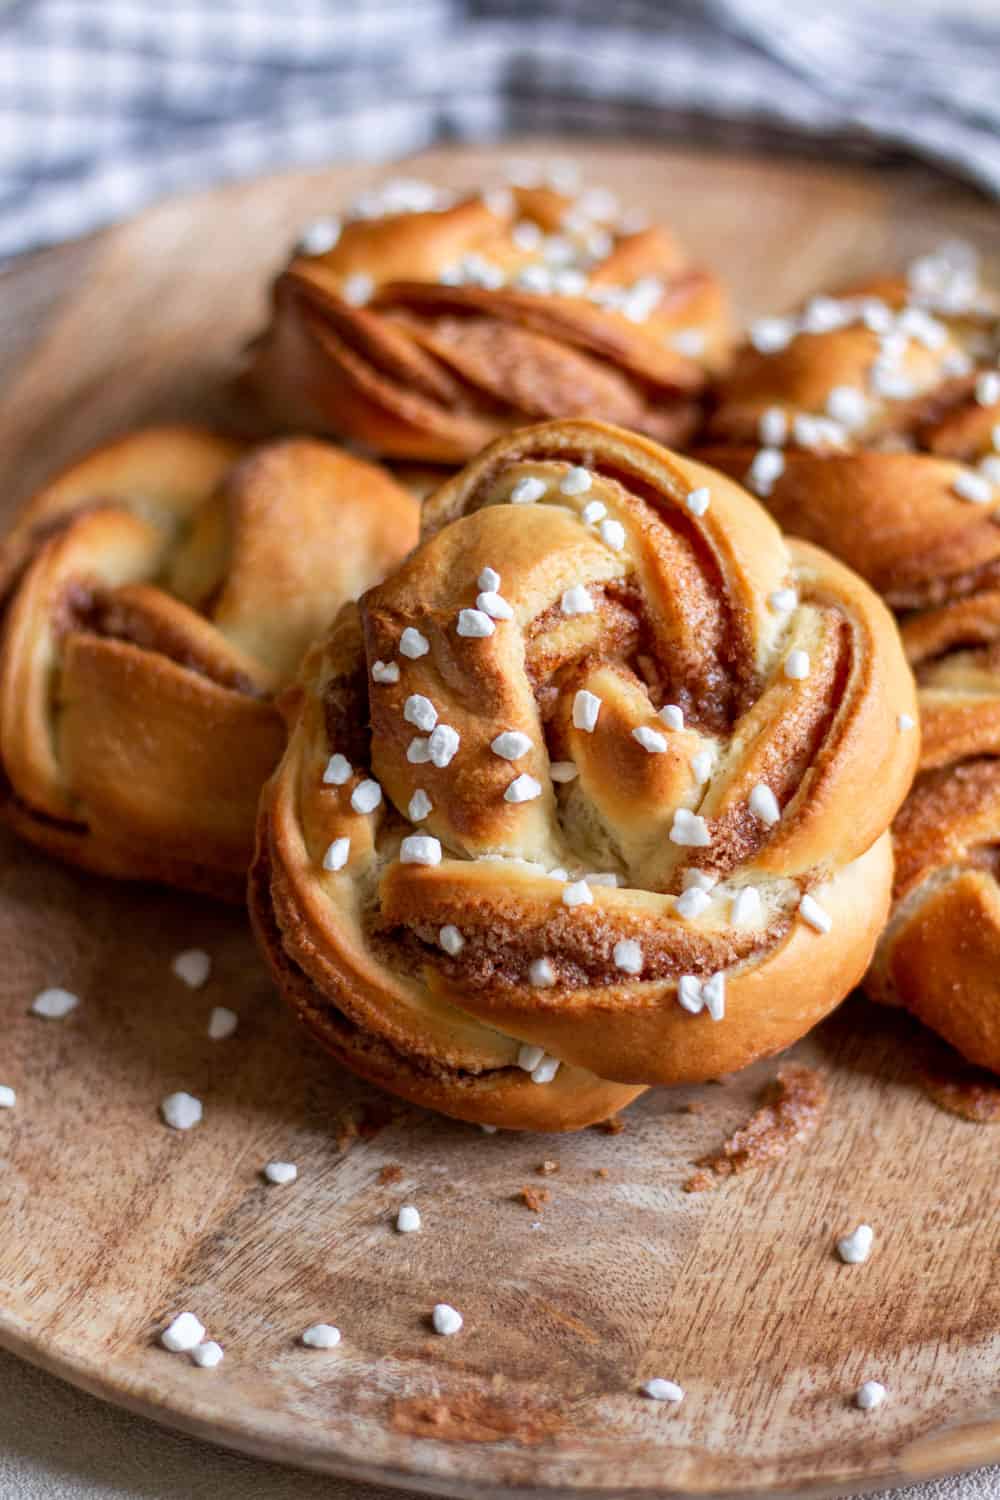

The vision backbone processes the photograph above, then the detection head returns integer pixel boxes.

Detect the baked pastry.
[251,419,917,1131]
[867,596,1000,1074]
[700,242,1000,610]
[0,428,418,899]
[247,172,730,464]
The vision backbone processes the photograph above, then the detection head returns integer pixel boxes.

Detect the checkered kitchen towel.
[1,0,998,262]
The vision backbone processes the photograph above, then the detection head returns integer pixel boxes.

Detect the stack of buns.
[4,167,995,1129]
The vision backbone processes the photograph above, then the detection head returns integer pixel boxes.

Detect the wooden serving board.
[1,142,999,1500]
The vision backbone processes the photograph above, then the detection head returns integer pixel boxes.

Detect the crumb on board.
[683,1064,827,1192]
[536,1160,559,1175]
[594,1167,610,1180]
[518,1185,552,1212]
[378,1163,404,1185]
[921,1061,1000,1124]
[391,1393,562,1445]
[593,1113,626,1135]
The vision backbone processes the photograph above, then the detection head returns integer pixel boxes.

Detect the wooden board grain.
[0,141,998,1499]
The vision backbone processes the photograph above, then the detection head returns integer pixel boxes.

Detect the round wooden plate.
[1,142,998,1500]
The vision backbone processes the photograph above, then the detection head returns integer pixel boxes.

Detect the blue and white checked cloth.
[1,0,998,261]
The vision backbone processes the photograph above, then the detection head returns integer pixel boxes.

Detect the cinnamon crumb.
[378,1163,404,1185]
[593,1113,626,1135]
[594,1167,610,1179]
[684,1064,827,1192]
[391,1394,561,1445]
[683,1099,706,1115]
[536,1160,560,1176]
[921,1063,1000,1123]
[518,1186,551,1212]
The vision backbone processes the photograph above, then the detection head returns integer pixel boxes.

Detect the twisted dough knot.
[248,176,730,463]
[254,420,916,1131]
[0,428,417,898]
[868,594,1000,1073]
[701,244,1000,611]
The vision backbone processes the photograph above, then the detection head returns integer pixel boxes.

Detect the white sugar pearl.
[477,590,513,620]
[0,1086,16,1109]
[686,487,710,517]
[298,217,341,256]
[428,724,460,767]
[404,694,438,732]
[573,690,602,732]
[897,713,915,732]
[750,316,795,354]
[397,1204,421,1233]
[562,880,593,907]
[659,704,684,730]
[669,809,710,847]
[632,725,667,754]
[372,660,400,683]
[561,584,594,615]
[677,975,704,1013]
[690,749,713,783]
[560,466,592,495]
[351,779,382,815]
[478,567,501,592]
[161,1092,202,1131]
[768,588,798,613]
[799,893,832,933]
[407,737,431,763]
[505,774,542,803]
[582,499,607,524]
[784,649,810,680]
[855,1381,886,1411]
[207,1007,238,1041]
[263,1161,297,1186]
[172,950,211,989]
[323,753,352,785]
[759,407,788,446]
[342,272,374,306]
[599,519,626,550]
[31,987,79,1019]
[491,730,533,760]
[301,1323,341,1349]
[826,385,869,430]
[510,476,547,504]
[550,761,578,782]
[837,1224,874,1263]
[749,783,781,826]
[322,837,350,872]
[400,835,442,866]
[439,925,465,955]
[432,1303,463,1336]
[975,371,1000,406]
[702,973,725,1021]
[747,447,785,497]
[952,470,993,505]
[517,1043,545,1071]
[641,1378,684,1403]
[409,789,432,821]
[161,1313,205,1353]
[457,608,495,638]
[613,939,643,975]
[399,627,430,659]
[190,1341,224,1369]
[731,887,762,927]
[683,869,716,891]
[531,1054,560,1084]
[529,958,556,988]
[675,885,711,920]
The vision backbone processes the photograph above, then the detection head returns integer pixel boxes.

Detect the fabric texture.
[1,0,998,262]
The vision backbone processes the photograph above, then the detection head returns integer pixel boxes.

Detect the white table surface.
[1,1348,996,1500]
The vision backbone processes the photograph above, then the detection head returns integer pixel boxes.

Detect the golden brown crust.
[247,179,731,463]
[252,419,917,1130]
[867,592,1000,1074]
[0,427,418,899]
[700,247,1000,1076]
